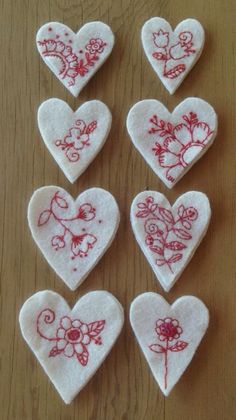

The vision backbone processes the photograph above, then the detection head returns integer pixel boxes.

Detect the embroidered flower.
[155,318,183,342]
[56,316,91,357]
[51,235,66,250]
[151,113,213,183]
[153,30,169,48]
[71,233,97,257]
[86,38,106,54]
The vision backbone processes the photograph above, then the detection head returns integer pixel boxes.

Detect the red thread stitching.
[37,191,98,262]
[152,29,196,79]
[38,26,107,87]
[149,112,213,183]
[136,196,198,272]
[149,317,188,389]
[37,308,105,366]
[55,119,97,162]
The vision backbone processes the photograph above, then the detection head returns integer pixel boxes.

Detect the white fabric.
[127,98,217,188]
[28,186,120,290]
[36,21,114,97]
[19,290,124,404]
[130,293,209,396]
[142,17,204,94]
[38,99,112,183]
[130,191,211,291]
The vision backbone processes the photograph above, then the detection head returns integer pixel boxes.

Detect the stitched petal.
[74,342,84,354]
[192,122,211,143]
[72,319,82,328]
[82,334,91,345]
[57,328,66,339]
[57,339,67,350]
[60,316,72,330]
[64,343,74,357]
[80,324,89,334]
[173,123,192,145]
[159,151,179,168]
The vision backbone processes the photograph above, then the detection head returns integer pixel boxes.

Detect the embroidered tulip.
[153,30,169,48]
[51,235,65,250]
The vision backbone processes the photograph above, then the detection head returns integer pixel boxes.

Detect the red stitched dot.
[73,268,77,272]
[56,35,60,39]
[79,50,83,54]
[48,27,52,31]
[71,256,75,260]
[99,220,102,224]
[69,40,72,44]
[65,32,68,36]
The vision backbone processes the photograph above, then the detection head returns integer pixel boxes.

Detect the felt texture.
[28,186,120,290]
[130,191,211,292]
[19,290,124,404]
[127,98,217,188]
[130,292,209,396]
[38,99,112,183]
[141,17,205,94]
[36,21,114,97]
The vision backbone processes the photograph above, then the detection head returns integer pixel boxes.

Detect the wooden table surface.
[1,1,236,419]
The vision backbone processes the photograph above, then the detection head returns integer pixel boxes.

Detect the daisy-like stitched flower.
[155,317,182,342]
[86,38,106,54]
[37,309,106,366]
[149,317,188,389]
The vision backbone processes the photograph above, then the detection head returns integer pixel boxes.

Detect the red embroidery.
[55,119,97,162]
[149,317,188,389]
[37,308,105,366]
[136,196,198,272]
[149,112,213,183]
[152,29,196,79]
[38,191,98,261]
[38,26,107,87]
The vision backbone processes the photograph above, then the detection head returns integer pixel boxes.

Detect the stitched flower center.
[160,322,178,339]
[66,328,81,343]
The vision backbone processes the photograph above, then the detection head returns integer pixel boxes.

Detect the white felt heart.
[127,98,217,188]
[19,290,124,404]
[36,22,114,97]
[142,17,205,94]
[130,293,209,396]
[28,187,120,290]
[130,191,211,292]
[38,99,112,183]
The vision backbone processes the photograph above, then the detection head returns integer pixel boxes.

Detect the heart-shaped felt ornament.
[130,191,211,292]
[130,293,209,396]
[141,17,205,94]
[28,186,120,290]
[19,290,124,404]
[36,21,114,96]
[127,98,217,189]
[38,99,112,183]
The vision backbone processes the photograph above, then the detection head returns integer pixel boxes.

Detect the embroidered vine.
[55,119,97,162]
[38,191,98,265]
[149,317,188,389]
[136,196,198,272]
[37,308,105,366]
[152,29,196,79]
[38,26,107,86]
[149,112,213,183]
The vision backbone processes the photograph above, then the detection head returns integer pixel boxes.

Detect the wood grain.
[0,0,235,419]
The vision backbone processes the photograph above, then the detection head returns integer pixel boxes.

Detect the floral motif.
[37,26,107,86]
[149,112,213,183]
[55,119,97,162]
[136,196,198,272]
[149,317,188,389]
[152,29,196,79]
[38,191,98,263]
[37,309,105,366]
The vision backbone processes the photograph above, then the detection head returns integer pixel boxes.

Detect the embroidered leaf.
[38,210,51,226]
[150,245,164,256]
[49,346,63,357]
[165,241,186,251]
[150,204,158,212]
[152,142,163,155]
[153,52,168,60]
[137,203,147,209]
[54,194,68,209]
[136,209,150,218]
[173,228,192,240]
[156,258,166,266]
[77,346,89,366]
[149,343,166,353]
[88,320,105,337]
[159,207,174,224]
[86,121,97,134]
[169,341,188,352]
[178,205,185,217]
[167,253,183,264]
[164,64,186,79]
